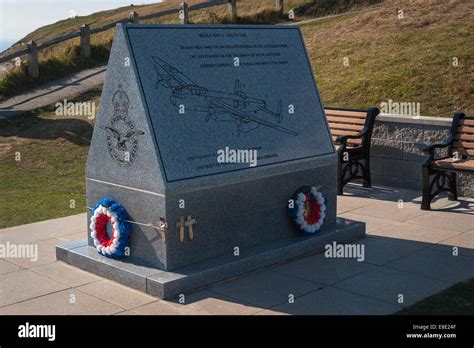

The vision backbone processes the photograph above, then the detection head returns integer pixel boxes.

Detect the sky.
[0,0,163,51]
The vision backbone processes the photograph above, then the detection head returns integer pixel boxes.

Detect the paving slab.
[271,253,376,286]
[57,232,87,243]
[339,212,396,233]
[337,195,378,214]
[0,259,22,275]
[130,300,193,315]
[430,229,474,258]
[0,270,68,307]
[371,222,462,244]
[76,279,156,310]
[351,200,429,222]
[30,261,102,287]
[4,238,63,269]
[114,310,138,315]
[409,195,468,210]
[433,200,474,214]
[0,214,86,243]
[387,247,474,284]
[406,210,474,233]
[177,290,262,315]
[0,289,122,315]
[343,184,417,202]
[183,291,262,315]
[131,289,261,315]
[209,270,323,309]
[334,266,452,307]
[349,235,425,265]
[258,286,402,315]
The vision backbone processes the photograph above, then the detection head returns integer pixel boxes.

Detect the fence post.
[80,24,91,58]
[179,3,189,24]
[276,0,284,15]
[129,11,140,24]
[228,0,237,22]
[27,40,39,78]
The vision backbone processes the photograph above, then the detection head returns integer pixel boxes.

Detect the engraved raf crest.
[102,85,144,166]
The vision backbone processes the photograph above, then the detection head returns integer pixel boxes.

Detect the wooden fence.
[0,0,287,78]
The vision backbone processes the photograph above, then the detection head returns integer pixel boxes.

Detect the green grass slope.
[0,89,99,228]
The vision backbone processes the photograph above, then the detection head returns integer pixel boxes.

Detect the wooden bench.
[421,112,474,210]
[325,107,380,194]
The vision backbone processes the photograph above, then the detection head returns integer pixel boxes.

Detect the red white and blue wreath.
[89,198,131,258]
[288,186,327,234]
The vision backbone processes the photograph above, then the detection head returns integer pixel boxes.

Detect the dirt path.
[0,65,106,119]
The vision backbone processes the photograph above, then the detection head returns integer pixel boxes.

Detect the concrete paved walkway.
[0,65,106,119]
[1,184,473,315]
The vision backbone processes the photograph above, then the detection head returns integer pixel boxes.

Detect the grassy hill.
[304,0,473,116]
[1,0,472,115]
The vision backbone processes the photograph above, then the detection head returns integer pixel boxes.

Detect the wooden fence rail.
[0,0,285,77]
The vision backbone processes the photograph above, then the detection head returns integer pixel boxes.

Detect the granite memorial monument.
[56,24,365,299]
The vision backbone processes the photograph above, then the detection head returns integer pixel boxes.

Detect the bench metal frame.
[421,112,470,210]
[327,107,380,195]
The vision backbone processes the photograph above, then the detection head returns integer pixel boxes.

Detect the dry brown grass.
[4,0,308,69]
[302,0,474,116]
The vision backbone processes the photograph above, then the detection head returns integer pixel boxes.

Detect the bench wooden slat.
[459,119,474,126]
[456,133,474,141]
[328,122,364,132]
[331,129,361,137]
[326,108,367,147]
[454,141,474,149]
[324,109,366,118]
[433,158,474,171]
[326,116,366,125]
[348,140,362,145]
[453,147,474,156]
[457,126,474,134]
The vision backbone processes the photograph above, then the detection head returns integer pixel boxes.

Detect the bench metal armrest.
[422,112,465,162]
[423,137,454,158]
[335,134,362,145]
[422,141,452,154]
[422,138,455,165]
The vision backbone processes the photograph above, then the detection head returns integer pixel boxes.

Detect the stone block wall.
[369,115,473,197]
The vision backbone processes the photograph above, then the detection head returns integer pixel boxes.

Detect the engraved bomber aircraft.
[152,56,297,136]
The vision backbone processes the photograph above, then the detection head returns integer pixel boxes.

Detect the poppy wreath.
[89,198,131,258]
[288,186,327,234]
